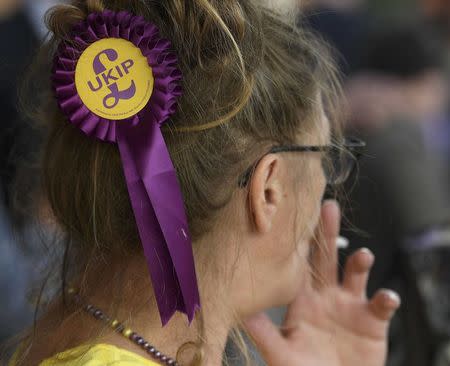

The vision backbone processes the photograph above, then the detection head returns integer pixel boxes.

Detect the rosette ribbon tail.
[117,120,200,326]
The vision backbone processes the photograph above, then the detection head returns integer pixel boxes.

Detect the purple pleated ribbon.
[52,10,200,325]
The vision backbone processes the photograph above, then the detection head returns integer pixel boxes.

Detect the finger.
[342,248,375,298]
[244,312,286,364]
[311,200,341,288]
[368,289,401,321]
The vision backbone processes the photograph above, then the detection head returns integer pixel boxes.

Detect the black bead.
[144,343,154,350]
[137,338,145,345]
[167,360,175,365]
[116,324,125,333]
[155,351,162,358]
[132,335,141,344]
[93,310,103,319]
[160,355,167,362]
[130,332,138,341]
[147,346,156,354]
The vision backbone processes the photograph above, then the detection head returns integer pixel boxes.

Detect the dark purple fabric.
[52,10,200,325]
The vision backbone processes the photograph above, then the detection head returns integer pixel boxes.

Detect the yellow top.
[10,344,161,366]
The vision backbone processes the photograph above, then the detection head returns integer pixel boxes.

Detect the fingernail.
[359,248,375,262]
[323,199,338,208]
[360,247,374,257]
[323,200,340,214]
[382,289,401,305]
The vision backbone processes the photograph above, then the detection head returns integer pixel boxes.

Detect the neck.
[80,251,233,366]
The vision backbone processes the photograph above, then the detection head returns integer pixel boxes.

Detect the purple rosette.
[52,10,200,325]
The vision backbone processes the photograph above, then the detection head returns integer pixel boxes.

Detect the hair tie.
[52,10,200,326]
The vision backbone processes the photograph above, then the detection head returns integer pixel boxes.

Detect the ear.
[248,155,284,234]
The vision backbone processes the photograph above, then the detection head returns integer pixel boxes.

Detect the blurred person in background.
[343,25,450,366]
[0,0,65,345]
[421,0,450,195]
[0,0,65,209]
[0,188,34,343]
[0,0,37,346]
[421,1,450,364]
[0,0,38,208]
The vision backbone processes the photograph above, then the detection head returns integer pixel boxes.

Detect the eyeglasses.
[237,137,366,188]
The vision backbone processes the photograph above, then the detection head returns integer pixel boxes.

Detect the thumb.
[244,312,286,365]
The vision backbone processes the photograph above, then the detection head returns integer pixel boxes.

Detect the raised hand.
[245,200,401,366]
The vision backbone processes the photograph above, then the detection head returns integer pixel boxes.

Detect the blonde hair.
[12,0,343,364]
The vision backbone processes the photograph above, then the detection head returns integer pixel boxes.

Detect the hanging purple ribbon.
[52,10,200,325]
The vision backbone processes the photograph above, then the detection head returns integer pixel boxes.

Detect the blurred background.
[0,1,449,366]
[301,1,450,366]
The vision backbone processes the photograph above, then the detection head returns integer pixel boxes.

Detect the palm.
[245,201,400,366]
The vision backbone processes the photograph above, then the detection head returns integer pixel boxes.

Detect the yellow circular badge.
[75,38,154,120]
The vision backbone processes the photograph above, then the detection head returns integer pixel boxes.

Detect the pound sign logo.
[75,38,154,120]
[89,49,137,109]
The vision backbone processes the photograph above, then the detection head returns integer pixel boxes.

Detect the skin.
[24,105,400,365]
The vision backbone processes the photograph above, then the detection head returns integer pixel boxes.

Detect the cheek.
[294,159,326,241]
[274,159,325,259]
[282,160,326,276]
[264,159,327,303]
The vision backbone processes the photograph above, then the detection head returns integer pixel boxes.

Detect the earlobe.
[248,155,283,234]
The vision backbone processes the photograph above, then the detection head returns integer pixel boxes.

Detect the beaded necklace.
[68,288,178,366]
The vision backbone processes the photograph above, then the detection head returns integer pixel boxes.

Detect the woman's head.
[220,103,333,317]
[36,0,341,321]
